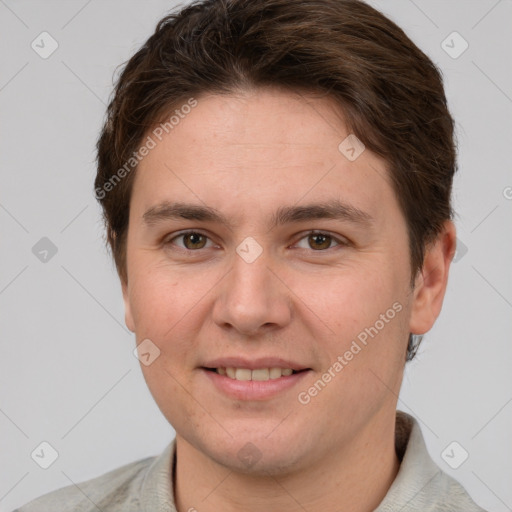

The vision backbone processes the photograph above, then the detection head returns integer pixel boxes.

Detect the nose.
[211,248,292,337]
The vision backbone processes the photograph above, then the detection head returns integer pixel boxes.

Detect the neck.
[174,410,400,512]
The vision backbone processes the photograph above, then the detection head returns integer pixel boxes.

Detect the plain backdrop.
[1,1,511,510]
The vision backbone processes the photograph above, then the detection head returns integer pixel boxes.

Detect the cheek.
[299,271,408,425]
[128,259,206,334]
[315,262,401,330]
[130,266,208,421]
[127,274,195,376]
[310,259,409,371]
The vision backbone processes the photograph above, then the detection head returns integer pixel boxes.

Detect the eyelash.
[164,230,348,253]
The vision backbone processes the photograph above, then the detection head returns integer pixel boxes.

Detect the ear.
[409,221,457,335]
[121,279,135,333]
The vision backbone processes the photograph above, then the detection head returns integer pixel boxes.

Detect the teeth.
[217,367,296,381]
[235,368,252,381]
[252,368,269,381]
[269,367,283,379]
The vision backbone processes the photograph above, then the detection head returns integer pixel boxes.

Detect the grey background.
[1,0,511,510]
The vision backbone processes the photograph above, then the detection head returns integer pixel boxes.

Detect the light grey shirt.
[14,411,486,511]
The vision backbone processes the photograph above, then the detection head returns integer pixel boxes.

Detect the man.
[15,0,487,510]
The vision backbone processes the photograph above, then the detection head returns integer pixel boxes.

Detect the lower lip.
[201,368,310,401]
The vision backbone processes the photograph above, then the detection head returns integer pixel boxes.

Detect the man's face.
[123,88,416,473]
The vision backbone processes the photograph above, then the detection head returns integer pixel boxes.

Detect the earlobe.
[409,221,457,335]
[122,280,136,333]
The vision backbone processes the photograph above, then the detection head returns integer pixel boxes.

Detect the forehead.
[164,89,352,153]
[131,88,398,228]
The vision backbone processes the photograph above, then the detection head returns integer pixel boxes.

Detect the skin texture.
[122,87,456,512]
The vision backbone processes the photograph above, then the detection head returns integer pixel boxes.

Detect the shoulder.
[13,454,158,512]
[377,411,488,512]
[428,470,488,512]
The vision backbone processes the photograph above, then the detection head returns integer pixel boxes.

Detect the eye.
[294,231,346,251]
[166,231,215,250]
[165,230,347,253]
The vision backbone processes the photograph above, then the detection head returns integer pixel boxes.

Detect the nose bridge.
[212,244,291,335]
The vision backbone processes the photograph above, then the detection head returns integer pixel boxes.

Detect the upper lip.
[202,357,310,371]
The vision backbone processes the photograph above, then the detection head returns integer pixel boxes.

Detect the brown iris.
[182,232,207,250]
[308,233,332,250]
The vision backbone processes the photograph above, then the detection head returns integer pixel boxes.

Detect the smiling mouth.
[203,367,308,381]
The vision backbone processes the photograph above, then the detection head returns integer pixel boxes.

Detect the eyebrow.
[142,199,374,230]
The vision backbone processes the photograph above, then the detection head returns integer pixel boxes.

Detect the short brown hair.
[95,0,457,360]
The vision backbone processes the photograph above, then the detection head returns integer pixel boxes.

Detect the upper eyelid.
[293,230,347,244]
[165,229,217,244]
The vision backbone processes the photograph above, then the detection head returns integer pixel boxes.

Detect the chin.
[214,444,306,477]
[192,426,312,477]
